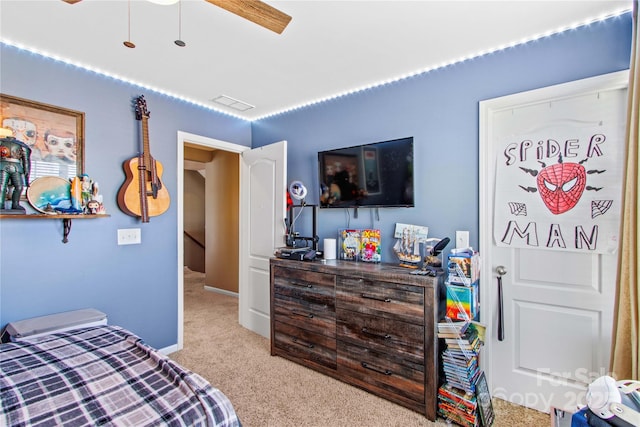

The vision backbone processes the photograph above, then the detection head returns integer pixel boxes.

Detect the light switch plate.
[456,230,469,249]
[117,228,141,245]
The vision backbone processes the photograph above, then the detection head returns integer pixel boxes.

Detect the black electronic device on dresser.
[269,258,446,421]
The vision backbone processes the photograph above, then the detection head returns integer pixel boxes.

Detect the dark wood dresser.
[270,258,445,421]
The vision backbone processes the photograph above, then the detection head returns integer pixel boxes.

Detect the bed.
[0,325,241,426]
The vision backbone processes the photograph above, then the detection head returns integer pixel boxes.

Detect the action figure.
[0,136,32,213]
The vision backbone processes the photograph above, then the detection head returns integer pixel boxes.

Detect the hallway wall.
[184,170,205,273]
[205,150,240,293]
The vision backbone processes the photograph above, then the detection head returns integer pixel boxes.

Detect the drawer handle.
[292,337,314,349]
[361,361,392,376]
[361,327,391,340]
[292,310,314,319]
[291,280,313,289]
[361,293,391,303]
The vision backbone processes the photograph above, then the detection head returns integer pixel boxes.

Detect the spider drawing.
[518,154,605,215]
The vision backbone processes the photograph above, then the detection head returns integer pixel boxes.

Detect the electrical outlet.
[117,228,141,245]
[456,230,469,249]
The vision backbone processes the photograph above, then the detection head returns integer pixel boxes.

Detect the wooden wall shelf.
[0,214,110,243]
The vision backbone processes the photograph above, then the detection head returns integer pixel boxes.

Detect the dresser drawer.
[336,276,424,325]
[337,340,425,404]
[337,310,424,362]
[274,321,336,369]
[274,294,335,337]
[273,265,335,306]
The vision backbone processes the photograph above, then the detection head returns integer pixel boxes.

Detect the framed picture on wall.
[0,93,84,185]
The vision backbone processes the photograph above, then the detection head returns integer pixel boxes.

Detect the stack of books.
[437,319,470,338]
[437,319,491,426]
[441,326,481,393]
[437,383,479,427]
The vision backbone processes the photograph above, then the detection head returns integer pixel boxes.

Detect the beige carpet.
[170,268,550,427]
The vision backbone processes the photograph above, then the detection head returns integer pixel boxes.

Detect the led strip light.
[0,7,631,122]
[256,7,632,121]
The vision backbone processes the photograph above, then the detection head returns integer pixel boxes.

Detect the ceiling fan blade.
[62,0,83,4]
[205,0,291,34]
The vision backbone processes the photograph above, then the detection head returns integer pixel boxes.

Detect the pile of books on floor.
[437,383,478,427]
[437,319,487,427]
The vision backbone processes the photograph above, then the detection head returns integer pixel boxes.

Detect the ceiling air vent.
[211,95,255,112]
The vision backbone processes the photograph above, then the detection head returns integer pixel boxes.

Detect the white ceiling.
[0,0,632,121]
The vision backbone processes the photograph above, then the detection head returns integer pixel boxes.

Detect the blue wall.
[0,45,251,348]
[0,13,632,348]
[252,13,632,262]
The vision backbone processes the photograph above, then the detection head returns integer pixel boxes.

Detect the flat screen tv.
[318,137,414,208]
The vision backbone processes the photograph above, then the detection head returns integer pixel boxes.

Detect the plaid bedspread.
[0,325,240,427]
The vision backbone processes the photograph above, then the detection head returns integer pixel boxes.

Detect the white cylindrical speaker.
[323,238,337,260]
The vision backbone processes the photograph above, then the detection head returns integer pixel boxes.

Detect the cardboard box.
[446,282,479,321]
[447,251,480,285]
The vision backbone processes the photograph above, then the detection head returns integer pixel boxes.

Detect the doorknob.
[496,265,506,341]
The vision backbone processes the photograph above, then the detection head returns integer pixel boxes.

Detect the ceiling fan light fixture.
[123,0,135,48]
[174,0,186,47]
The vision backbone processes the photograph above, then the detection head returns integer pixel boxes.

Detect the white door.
[479,71,628,413]
[239,141,287,338]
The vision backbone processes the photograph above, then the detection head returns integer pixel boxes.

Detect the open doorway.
[176,131,249,350]
[183,143,241,293]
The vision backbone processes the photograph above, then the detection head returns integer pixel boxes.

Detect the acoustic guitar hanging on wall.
[117,95,170,222]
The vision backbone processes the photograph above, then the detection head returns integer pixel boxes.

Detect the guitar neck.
[141,116,152,170]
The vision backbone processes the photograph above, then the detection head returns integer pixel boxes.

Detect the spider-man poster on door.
[493,117,625,254]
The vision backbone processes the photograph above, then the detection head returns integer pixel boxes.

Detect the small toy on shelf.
[83,177,106,215]
[64,174,107,215]
[80,174,93,206]
[0,134,32,214]
[70,176,83,212]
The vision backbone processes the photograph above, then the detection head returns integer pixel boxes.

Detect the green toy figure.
[0,136,32,214]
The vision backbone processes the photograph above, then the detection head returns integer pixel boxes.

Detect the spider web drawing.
[591,200,613,218]
[508,202,527,216]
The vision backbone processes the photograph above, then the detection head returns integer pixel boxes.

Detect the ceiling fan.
[62,0,292,34]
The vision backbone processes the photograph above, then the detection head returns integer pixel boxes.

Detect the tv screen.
[318,137,414,208]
